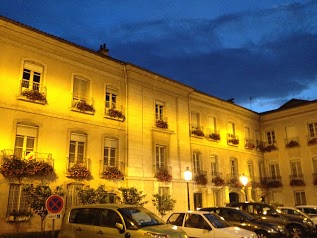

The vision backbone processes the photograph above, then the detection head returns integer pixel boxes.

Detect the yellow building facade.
[0,16,316,233]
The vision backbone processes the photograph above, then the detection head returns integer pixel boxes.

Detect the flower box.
[286,140,299,148]
[156,120,168,129]
[228,178,243,188]
[245,143,255,149]
[194,174,207,185]
[67,164,91,179]
[21,89,47,104]
[192,129,204,137]
[6,210,32,222]
[108,108,125,121]
[102,167,125,180]
[75,100,95,113]
[209,133,220,141]
[308,138,317,146]
[260,180,282,189]
[212,176,224,186]
[290,179,305,186]
[263,144,278,152]
[155,167,172,182]
[228,139,239,145]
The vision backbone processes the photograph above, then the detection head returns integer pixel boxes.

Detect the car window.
[204,213,231,228]
[70,208,99,225]
[100,209,122,228]
[185,214,208,229]
[167,213,185,226]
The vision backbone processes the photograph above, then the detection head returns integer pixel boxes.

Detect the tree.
[152,194,176,217]
[119,187,148,206]
[77,185,109,204]
[23,184,64,232]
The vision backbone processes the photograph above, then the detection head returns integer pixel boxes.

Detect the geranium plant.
[75,100,95,113]
[21,89,47,104]
[156,120,168,129]
[194,173,207,185]
[286,140,299,148]
[102,167,125,180]
[192,129,204,137]
[308,138,317,146]
[209,133,220,141]
[67,164,91,179]
[155,167,172,182]
[228,138,239,145]
[290,179,305,186]
[108,108,125,121]
[212,176,224,186]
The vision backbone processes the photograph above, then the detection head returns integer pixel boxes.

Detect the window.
[210,154,218,177]
[104,138,118,167]
[14,124,38,159]
[105,87,118,109]
[66,183,83,209]
[155,101,165,121]
[313,157,317,174]
[248,161,255,179]
[191,111,200,129]
[155,145,166,169]
[269,163,280,180]
[69,132,87,165]
[245,127,250,139]
[193,152,202,174]
[158,187,170,195]
[290,161,302,178]
[230,159,238,178]
[308,122,317,138]
[21,62,43,91]
[194,193,203,210]
[7,184,28,215]
[294,191,306,205]
[227,122,236,136]
[208,116,216,133]
[266,130,275,144]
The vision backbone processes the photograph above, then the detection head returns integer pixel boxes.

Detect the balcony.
[0,149,54,178]
[208,130,220,141]
[260,176,283,189]
[18,80,47,104]
[71,95,95,114]
[285,137,300,149]
[100,161,125,180]
[153,165,172,182]
[225,174,243,188]
[66,157,91,179]
[289,174,305,186]
[191,126,205,138]
[105,106,125,122]
[245,138,255,150]
[307,136,317,146]
[227,134,239,146]
[155,116,168,129]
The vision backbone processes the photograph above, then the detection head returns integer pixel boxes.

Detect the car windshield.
[204,213,232,228]
[118,207,165,228]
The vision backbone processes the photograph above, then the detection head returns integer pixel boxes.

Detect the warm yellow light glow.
[239,174,248,186]
[184,167,192,181]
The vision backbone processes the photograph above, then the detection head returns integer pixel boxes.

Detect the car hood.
[214,226,256,237]
[141,224,186,235]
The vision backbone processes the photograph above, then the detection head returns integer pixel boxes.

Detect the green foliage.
[152,194,176,217]
[77,185,109,204]
[119,187,148,206]
[22,184,64,231]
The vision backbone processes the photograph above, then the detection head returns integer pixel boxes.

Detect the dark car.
[226,202,316,238]
[199,207,288,238]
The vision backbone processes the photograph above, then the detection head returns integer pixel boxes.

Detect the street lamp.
[184,167,192,210]
[239,174,248,201]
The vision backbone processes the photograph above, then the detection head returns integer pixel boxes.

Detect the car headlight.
[144,232,169,238]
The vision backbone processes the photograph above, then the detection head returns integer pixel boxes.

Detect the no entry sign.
[46,195,64,214]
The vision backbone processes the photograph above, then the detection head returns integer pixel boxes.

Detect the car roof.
[296,205,317,208]
[67,204,142,209]
[172,210,214,215]
[200,207,240,211]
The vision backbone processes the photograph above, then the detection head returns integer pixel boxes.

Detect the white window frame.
[104,138,118,167]
[308,122,317,138]
[14,124,38,159]
[270,163,280,180]
[155,145,166,169]
[66,183,83,209]
[294,191,306,205]
[155,101,165,121]
[106,86,118,109]
[69,133,87,164]
[21,61,43,91]
[193,152,202,174]
[290,161,302,177]
[7,184,29,215]
[210,154,218,177]
[230,158,238,178]
[266,130,276,145]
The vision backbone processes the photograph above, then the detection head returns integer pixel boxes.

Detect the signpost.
[46,195,64,238]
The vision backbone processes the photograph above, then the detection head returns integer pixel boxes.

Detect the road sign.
[46,195,64,214]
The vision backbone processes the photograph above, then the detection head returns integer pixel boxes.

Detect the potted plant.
[192,129,204,137]
[156,120,168,129]
[308,138,317,146]
[286,140,299,148]
[75,100,95,113]
[228,138,239,145]
[155,167,172,182]
[290,179,305,186]
[67,164,91,179]
[194,173,207,185]
[209,133,220,141]
[245,142,255,149]
[108,108,125,121]
[102,167,125,180]
[212,176,224,186]
[21,89,47,104]
[263,144,278,152]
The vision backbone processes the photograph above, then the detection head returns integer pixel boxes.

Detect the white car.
[296,205,317,217]
[278,206,317,228]
[166,210,256,238]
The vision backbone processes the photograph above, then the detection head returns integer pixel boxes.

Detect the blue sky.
[1,0,316,112]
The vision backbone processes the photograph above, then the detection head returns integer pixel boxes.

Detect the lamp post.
[184,167,192,210]
[239,174,248,201]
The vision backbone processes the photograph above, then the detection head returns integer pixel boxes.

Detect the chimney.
[98,43,109,56]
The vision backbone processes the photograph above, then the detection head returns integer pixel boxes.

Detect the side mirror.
[116,223,125,233]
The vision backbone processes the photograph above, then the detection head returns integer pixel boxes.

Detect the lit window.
[7,184,29,215]
[21,62,43,91]
[14,124,38,159]
[69,132,87,166]
[156,145,166,169]
[294,191,306,205]
[104,138,118,167]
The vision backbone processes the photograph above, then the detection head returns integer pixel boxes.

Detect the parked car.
[58,204,188,238]
[166,210,256,238]
[278,206,317,229]
[226,202,316,238]
[199,207,288,238]
[296,205,317,217]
